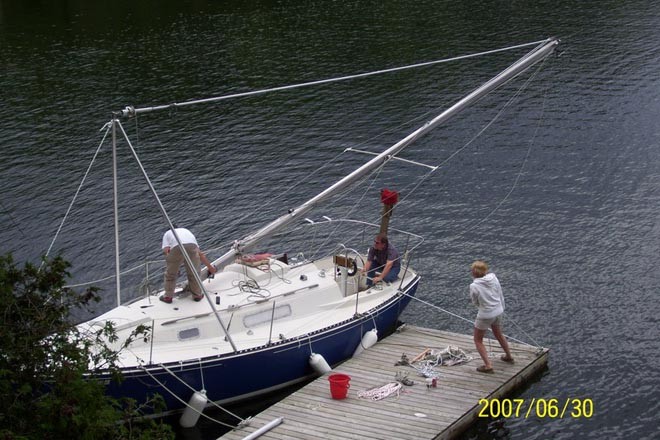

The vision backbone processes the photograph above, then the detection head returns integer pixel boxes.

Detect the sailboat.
[76,38,559,418]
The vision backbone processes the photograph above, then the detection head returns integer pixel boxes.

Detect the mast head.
[120,106,136,119]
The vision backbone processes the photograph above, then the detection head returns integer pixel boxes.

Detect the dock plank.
[219,325,548,440]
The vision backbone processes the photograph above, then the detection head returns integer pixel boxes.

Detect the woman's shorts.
[475,314,503,331]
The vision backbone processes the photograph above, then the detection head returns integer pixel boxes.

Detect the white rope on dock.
[357,382,403,401]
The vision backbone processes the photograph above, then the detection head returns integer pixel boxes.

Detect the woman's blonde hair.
[471,260,489,278]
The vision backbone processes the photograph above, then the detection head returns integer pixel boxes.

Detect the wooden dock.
[219,325,548,440]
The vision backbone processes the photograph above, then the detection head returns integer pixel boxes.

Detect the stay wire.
[453,58,549,237]
[308,159,389,260]
[336,46,552,240]
[126,40,549,116]
[389,63,549,351]
[311,111,449,252]
[222,124,401,255]
[0,199,28,241]
[201,40,548,250]
[298,59,536,261]
[42,124,111,268]
[385,57,548,225]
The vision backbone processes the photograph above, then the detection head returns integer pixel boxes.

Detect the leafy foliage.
[0,254,173,440]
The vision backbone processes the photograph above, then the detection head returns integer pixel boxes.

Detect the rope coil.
[357,382,402,401]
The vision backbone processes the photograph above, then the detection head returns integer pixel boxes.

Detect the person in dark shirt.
[361,233,400,287]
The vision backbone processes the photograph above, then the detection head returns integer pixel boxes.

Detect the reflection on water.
[1,1,660,439]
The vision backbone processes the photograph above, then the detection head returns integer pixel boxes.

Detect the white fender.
[179,389,207,428]
[353,328,378,357]
[309,353,331,375]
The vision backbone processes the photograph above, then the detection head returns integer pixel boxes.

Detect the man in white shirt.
[160,227,216,303]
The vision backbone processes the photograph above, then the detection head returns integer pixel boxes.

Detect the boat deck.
[219,325,548,440]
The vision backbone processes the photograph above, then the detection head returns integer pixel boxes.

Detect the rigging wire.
[212,147,349,247]
[65,235,235,289]
[320,60,551,350]
[400,291,542,349]
[280,42,553,259]
[204,41,550,246]
[50,40,548,269]
[398,62,549,349]
[109,40,551,254]
[42,124,111,267]
[452,59,549,237]
[55,41,553,302]
[224,96,440,234]
[207,107,421,255]
[308,160,389,260]
[63,259,162,288]
[396,63,548,350]
[275,52,545,262]
[289,55,548,266]
[379,56,549,227]
[0,200,28,241]
[122,40,549,117]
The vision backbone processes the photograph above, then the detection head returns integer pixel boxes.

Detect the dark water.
[2,1,660,439]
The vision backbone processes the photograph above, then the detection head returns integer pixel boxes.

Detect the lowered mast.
[209,37,559,269]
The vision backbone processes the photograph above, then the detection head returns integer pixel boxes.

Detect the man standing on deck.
[160,227,216,303]
[469,260,514,373]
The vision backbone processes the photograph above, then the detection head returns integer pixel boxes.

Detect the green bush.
[0,254,173,440]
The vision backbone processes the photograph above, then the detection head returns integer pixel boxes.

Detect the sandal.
[500,355,515,364]
[193,294,204,302]
[159,295,173,304]
[476,365,494,373]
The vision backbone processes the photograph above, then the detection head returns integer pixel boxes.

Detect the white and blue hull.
[82,254,420,414]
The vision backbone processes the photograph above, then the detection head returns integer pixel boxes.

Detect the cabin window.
[178,327,200,341]
[243,305,292,328]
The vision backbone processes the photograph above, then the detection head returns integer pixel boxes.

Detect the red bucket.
[328,373,351,399]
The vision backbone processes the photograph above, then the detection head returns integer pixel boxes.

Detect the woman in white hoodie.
[469,260,514,373]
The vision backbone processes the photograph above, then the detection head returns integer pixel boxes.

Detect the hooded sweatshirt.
[469,272,505,319]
